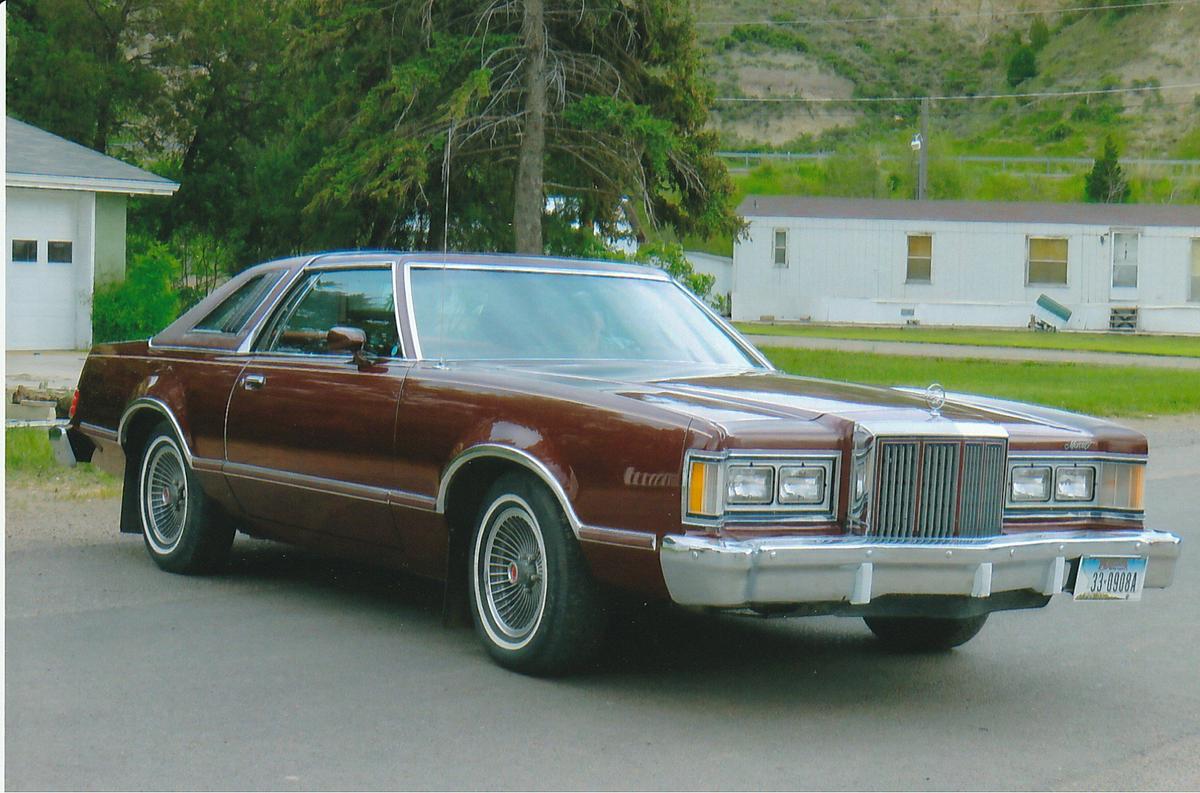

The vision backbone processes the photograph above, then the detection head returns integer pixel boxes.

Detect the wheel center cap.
[162,487,173,506]
[507,562,520,585]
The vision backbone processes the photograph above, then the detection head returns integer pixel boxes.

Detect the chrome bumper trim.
[48,425,77,468]
[659,530,1181,608]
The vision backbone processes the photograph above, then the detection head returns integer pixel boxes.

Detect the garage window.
[12,240,37,262]
[1027,237,1068,286]
[906,234,933,283]
[48,241,73,263]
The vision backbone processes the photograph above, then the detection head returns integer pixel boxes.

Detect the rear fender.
[115,378,197,535]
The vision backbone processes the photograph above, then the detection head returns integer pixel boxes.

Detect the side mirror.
[326,326,374,368]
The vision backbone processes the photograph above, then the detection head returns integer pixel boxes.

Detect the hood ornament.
[925,382,946,418]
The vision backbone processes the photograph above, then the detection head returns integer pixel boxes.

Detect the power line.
[713,80,1200,104]
[695,0,1200,28]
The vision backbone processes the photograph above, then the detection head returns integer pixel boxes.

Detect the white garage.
[5,117,178,350]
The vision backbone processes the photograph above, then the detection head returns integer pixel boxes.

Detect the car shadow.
[211,535,1045,714]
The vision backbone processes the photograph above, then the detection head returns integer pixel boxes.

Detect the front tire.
[469,472,606,675]
[863,614,989,652]
[138,422,234,574]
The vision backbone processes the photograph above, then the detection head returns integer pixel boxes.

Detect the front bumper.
[659,530,1181,610]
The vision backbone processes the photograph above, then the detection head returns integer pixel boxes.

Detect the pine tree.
[1085,135,1131,203]
[292,0,739,255]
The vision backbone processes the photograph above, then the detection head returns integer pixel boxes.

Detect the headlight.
[1007,458,1145,512]
[726,465,774,504]
[1055,466,1095,501]
[682,451,838,525]
[1011,466,1052,502]
[778,465,826,504]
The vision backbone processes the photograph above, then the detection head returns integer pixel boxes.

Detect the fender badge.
[925,382,946,418]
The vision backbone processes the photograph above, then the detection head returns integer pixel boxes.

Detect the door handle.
[243,373,266,390]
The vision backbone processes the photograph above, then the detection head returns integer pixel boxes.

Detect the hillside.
[693,0,1200,157]
[675,0,1200,254]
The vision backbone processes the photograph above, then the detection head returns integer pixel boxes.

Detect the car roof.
[299,250,665,278]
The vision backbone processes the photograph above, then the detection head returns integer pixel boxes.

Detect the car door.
[224,263,411,549]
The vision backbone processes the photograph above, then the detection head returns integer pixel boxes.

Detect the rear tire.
[863,614,988,652]
[138,422,234,574]
[468,472,606,675]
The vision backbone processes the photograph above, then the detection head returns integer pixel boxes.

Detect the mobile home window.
[1027,237,1068,286]
[11,240,37,262]
[1190,239,1200,302]
[906,234,932,282]
[772,229,788,267]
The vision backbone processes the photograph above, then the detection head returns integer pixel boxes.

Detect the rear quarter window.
[194,272,282,334]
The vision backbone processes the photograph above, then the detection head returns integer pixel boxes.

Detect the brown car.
[52,251,1181,674]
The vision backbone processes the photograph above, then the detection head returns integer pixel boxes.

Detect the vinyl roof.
[6,117,179,195]
[739,195,1200,228]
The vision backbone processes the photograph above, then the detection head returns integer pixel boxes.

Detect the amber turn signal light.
[687,459,721,517]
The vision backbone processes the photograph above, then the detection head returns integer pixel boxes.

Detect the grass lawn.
[762,347,1200,417]
[739,323,1200,359]
[5,428,121,499]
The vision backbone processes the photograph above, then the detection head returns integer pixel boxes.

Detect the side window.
[262,268,399,357]
[194,272,281,334]
[772,229,788,267]
[1027,237,1068,286]
[906,233,932,283]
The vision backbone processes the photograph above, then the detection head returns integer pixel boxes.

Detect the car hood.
[455,360,1144,452]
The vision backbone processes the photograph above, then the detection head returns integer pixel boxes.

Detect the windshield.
[409,266,761,366]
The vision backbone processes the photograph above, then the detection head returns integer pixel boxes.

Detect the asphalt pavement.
[5,416,1199,790]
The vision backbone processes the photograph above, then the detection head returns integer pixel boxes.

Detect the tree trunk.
[512,0,546,254]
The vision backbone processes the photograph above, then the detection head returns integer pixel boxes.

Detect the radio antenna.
[436,120,454,366]
[441,120,454,255]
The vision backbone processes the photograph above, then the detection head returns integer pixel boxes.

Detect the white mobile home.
[734,196,1200,334]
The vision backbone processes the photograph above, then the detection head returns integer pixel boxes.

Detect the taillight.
[69,389,80,419]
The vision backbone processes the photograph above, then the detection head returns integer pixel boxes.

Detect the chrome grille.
[870,438,1006,539]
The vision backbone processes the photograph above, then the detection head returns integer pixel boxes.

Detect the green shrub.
[715,24,809,54]
[92,236,182,343]
[1038,122,1073,143]
[633,242,715,302]
[1029,16,1051,51]
[1006,45,1038,86]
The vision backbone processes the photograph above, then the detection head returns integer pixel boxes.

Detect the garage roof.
[739,195,1200,228]
[6,117,179,196]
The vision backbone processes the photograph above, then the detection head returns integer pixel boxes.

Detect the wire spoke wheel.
[476,500,548,649]
[141,437,189,554]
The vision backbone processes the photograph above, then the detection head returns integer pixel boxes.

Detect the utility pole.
[918,97,929,201]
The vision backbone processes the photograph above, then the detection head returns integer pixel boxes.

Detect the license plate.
[1074,556,1147,601]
